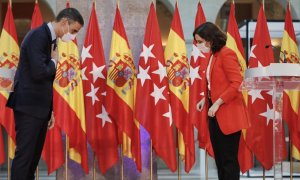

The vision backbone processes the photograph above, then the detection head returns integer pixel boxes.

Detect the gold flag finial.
[117,0,120,8]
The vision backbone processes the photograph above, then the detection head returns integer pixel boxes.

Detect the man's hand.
[48,112,55,129]
[208,98,224,117]
[196,98,205,112]
[51,44,58,60]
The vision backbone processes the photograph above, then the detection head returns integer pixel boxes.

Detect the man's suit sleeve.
[26,32,56,82]
[219,49,243,103]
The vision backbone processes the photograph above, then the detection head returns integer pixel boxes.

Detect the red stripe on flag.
[42,126,64,174]
[0,128,5,165]
[171,3,185,40]
[113,7,131,49]
[53,90,89,173]
[0,94,16,144]
[283,93,300,152]
[105,86,141,171]
[3,3,18,43]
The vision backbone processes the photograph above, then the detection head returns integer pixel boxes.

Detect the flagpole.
[93,153,96,180]
[7,137,11,180]
[93,0,96,8]
[205,150,208,180]
[232,0,235,4]
[35,0,37,4]
[150,140,153,180]
[121,144,124,180]
[65,137,68,180]
[177,152,181,180]
[36,166,39,180]
[117,0,120,8]
[289,134,293,180]
[177,130,181,180]
[262,0,265,10]
[263,168,265,180]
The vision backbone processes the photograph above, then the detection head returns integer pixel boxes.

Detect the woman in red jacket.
[194,22,250,180]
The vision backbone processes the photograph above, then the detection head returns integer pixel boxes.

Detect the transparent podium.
[241,63,300,179]
[0,67,16,92]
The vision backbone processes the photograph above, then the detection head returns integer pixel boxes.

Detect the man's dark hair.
[55,8,84,26]
[193,22,227,54]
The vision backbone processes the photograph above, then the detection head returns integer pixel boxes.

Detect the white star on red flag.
[152,61,167,83]
[90,63,105,82]
[140,44,155,64]
[259,104,274,126]
[248,90,264,104]
[86,84,99,105]
[150,84,166,105]
[137,65,151,86]
[189,65,201,85]
[81,66,88,81]
[163,105,173,126]
[96,105,112,127]
[250,44,257,59]
[81,44,93,64]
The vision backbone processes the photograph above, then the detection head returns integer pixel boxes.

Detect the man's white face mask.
[197,42,210,53]
[61,24,77,43]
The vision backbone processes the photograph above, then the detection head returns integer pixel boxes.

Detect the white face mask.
[197,42,210,53]
[61,24,77,43]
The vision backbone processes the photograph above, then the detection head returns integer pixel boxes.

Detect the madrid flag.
[188,1,214,157]
[82,2,119,173]
[246,5,287,170]
[106,5,141,171]
[135,3,177,172]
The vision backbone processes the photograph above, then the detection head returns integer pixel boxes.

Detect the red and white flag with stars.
[246,5,287,170]
[81,2,118,174]
[135,3,177,172]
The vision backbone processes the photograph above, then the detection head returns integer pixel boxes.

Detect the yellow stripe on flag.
[284,90,300,113]
[226,33,247,76]
[280,31,299,63]
[107,31,135,110]
[292,145,300,160]
[164,29,189,112]
[8,136,15,159]
[54,40,86,132]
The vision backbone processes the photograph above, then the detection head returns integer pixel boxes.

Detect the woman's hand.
[208,98,224,117]
[196,98,205,112]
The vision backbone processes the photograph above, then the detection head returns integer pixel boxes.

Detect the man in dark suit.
[6,7,84,180]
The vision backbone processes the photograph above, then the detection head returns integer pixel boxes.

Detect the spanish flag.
[0,1,18,160]
[164,2,195,173]
[53,2,89,173]
[105,5,141,171]
[281,2,300,160]
[226,2,253,173]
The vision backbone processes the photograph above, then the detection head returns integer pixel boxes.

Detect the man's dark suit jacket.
[6,23,56,119]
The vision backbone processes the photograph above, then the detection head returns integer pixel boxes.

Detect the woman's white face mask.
[61,24,77,43]
[197,42,211,53]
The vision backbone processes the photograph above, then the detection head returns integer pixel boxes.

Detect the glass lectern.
[241,63,300,179]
